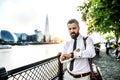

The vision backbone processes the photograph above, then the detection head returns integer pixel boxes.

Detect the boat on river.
[0,45,12,49]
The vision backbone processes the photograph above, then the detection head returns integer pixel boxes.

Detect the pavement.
[93,49,120,80]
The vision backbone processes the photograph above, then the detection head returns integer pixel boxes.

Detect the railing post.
[0,67,8,80]
[58,52,63,80]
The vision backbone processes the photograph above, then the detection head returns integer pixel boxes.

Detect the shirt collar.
[77,34,83,39]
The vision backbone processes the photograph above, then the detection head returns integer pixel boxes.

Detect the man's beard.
[70,32,79,39]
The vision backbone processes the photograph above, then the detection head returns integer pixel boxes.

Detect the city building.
[34,29,44,42]
[44,14,51,42]
[0,14,52,45]
[0,30,17,44]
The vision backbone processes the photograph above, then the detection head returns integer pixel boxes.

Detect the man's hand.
[60,53,73,61]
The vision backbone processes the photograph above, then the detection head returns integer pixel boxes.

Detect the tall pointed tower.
[44,14,50,42]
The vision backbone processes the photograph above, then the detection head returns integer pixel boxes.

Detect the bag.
[83,37,103,80]
[90,63,103,80]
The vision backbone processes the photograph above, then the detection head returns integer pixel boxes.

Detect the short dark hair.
[67,19,79,27]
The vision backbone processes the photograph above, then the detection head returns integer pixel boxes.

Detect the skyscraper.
[44,14,50,42]
[45,14,49,35]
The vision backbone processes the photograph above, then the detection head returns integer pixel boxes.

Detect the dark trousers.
[106,48,110,55]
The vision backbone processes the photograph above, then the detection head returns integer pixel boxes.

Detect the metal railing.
[0,55,67,80]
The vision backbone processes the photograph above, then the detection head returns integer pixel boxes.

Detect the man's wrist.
[70,52,74,58]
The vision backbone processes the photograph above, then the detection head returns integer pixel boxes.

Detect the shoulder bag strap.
[83,37,95,77]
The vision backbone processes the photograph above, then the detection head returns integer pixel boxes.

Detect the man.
[105,40,111,55]
[60,19,96,80]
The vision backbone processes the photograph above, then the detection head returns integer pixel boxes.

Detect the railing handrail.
[7,55,58,75]
[0,55,66,80]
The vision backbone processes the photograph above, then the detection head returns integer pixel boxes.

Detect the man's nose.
[70,29,74,32]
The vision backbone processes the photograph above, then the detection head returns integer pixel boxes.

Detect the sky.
[0,0,88,40]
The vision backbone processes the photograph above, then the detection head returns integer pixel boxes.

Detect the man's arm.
[60,53,73,63]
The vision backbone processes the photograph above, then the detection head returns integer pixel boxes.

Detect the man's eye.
[73,27,76,29]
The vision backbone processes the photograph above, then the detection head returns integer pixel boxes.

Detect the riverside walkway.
[93,49,120,80]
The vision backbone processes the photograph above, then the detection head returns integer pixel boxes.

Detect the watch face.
[75,48,80,52]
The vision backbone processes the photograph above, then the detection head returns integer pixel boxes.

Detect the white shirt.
[61,34,96,74]
[106,42,110,48]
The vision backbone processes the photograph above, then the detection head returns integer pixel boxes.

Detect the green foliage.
[78,0,120,42]
[103,33,115,40]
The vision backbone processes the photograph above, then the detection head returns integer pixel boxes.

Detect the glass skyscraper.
[0,30,17,43]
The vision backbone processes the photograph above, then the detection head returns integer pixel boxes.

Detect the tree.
[103,33,115,40]
[78,0,120,43]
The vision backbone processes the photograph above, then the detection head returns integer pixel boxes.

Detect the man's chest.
[66,39,85,53]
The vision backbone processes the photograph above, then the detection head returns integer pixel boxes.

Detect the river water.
[0,44,64,71]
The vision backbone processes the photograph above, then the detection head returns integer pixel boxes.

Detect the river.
[0,44,64,71]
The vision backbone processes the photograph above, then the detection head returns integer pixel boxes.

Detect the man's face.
[67,23,79,39]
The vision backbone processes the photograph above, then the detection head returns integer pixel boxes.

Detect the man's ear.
[78,26,80,31]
